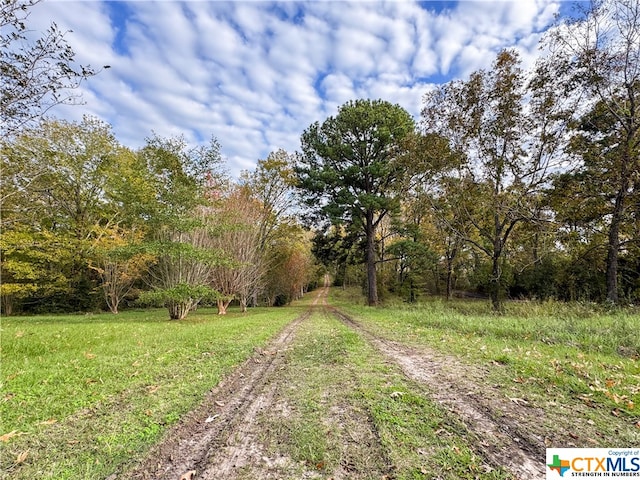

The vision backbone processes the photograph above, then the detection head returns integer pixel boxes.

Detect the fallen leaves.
[146,385,160,394]
[0,430,26,442]
[179,470,196,480]
[204,415,219,423]
[256,347,276,356]
[579,394,596,408]
[15,450,28,464]
[589,382,636,410]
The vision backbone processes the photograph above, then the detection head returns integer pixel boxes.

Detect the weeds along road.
[330,306,546,479]
[128,286,544,480]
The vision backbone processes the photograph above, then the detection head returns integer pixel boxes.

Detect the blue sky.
[30,0,572,176]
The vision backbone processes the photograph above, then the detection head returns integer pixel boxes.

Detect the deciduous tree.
[139,135,227,320]
[89,226,152,314]
[1,117,122,311]
[1,0,102,136]
[207,186,263,314]
[545,0,640,303]
[422,50,565,310]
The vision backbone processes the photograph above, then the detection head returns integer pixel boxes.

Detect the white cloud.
[28,0,563,177]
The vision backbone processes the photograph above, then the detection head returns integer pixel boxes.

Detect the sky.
[28,0,575,177]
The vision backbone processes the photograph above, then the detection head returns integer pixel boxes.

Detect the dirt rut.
[331,306,546,480]
[128,310,309,480]
[128,287,546,480]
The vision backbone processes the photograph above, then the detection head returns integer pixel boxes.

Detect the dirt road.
[128,287,546,479]
[331,306,546,479]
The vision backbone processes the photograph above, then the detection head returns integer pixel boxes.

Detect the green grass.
[3,291,638,479]
[258,309,513,479]
[331,289,640,447]
[0,306,300,479]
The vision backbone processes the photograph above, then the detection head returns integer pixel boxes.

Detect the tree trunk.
[239,295,248,312]
[1,295,14,316]
[217,299,227,315]
[217,298,231,315]
[446,245,458,301]
[490,253,502,312]
[605,182,627,304]
[365,210,378,306]
[409,279,415,303]
[167,301,190,320]
[107,294,119,314]
[491,221,504,312]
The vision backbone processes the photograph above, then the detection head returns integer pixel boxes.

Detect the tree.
[239,149,297,306]
[1,117,122,311]
[1,0,103,136]
[545,0,640,303]
[89,225,152,314]
[241,149,297,250]
[296,99,415,306]
[423,180,475,300]
[262,222,317,306]
[0,227,73,314]
[139,134,227,320]
[208,186,263,314]
[311,224,362,288]
[422,50,566,310]
[386,220,438,302]
[143,223,223,320]
[396,131,466,300]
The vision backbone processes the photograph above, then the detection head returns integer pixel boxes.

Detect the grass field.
[331,288,640,448]
[2,291,639,479]
[0,306,301,479]
[255,308,514,479]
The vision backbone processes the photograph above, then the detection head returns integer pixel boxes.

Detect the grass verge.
[331,289,640,448]
[0,306,300,479]
[257,308,514,479]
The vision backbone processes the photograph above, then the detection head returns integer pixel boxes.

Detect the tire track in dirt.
[128,287,338,480]
[127,309,309,480]
[330,306,547,480]
[196,286,336,480]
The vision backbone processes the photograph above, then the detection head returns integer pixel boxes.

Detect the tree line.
[1,0,638,315]
[1,119,318,317]
[1,0,320,319]
[295,0,639,310]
